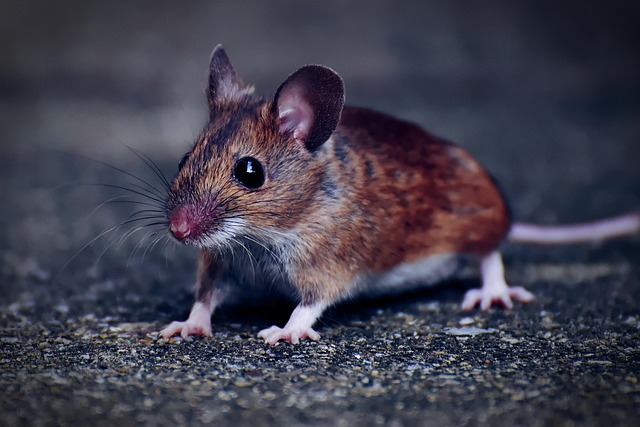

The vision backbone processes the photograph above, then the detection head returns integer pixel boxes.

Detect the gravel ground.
[1,1,639,426]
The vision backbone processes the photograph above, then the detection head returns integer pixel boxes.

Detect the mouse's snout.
[170,215,190,240]
[166,190,228,246]
[168,205,200,242]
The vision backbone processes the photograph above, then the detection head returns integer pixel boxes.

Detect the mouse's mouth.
[167,204,215,245]
[166,203,246,249]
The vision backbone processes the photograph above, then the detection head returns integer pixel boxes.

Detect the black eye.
[178,153,189,170]
[233,157,265,189]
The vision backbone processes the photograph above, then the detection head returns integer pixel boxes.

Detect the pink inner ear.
[278,92,313,141]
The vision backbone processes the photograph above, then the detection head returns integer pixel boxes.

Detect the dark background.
[1,1,639,426]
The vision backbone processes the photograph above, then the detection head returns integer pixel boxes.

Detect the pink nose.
[169,207,193,240]
[170,218,191,239]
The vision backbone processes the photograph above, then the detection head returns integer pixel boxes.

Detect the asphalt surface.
[1,1,639,426]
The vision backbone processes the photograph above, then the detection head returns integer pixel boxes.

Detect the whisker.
[58,215,155,276]
[146,231,170,259]
[126,209,166,218]
[125,145,172,190]
[96,220,165,266]
[117,223,154,248]
[242,234,287,278]
[104,198,165,209]
[87,195,134,219]
[220,211,285,222]
[123,225,167,266]
[90,183,166,205]
[64,151,168,200]
[243,235,283,264]
[231,237,257,274]
[229,241,249,277]
[133,229,165,265]
[127,230,152,266]
[65,182,165,207]
[57,148,175,279]
[122,181,167,204]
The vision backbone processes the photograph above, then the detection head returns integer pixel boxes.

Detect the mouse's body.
[159,45,639,344]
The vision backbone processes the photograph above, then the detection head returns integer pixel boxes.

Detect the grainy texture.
[1,1,639,426]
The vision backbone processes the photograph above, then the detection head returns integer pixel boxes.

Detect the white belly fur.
[351,253,474,298]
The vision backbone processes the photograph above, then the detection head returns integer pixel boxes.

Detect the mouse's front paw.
[258,325,320,345]
[159,319,212,339]
[461,285,535,311]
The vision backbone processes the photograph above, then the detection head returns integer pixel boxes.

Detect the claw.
[159,301,212,339]
[160,320,212,339]
[462,285,534,311]
[257,301,326,345]
[258,325,320,345]
[461,251,535,311]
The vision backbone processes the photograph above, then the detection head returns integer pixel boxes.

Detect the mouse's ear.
[207,44,252,114]
[273,65,344,151]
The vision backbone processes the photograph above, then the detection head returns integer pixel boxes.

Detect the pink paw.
[258,325,320,345]
[159,319,212,339]
[461,286,535,311]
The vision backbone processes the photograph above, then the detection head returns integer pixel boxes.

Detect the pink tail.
[508,212,640,245]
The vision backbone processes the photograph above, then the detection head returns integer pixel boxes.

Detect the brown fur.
[165,48,509,308]
[160,46,640,344]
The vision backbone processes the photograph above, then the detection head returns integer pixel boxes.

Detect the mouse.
[159,44,640,345]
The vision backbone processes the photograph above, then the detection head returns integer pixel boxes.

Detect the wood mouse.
[159,45,640,344]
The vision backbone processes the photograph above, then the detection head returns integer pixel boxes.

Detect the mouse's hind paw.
[461,251,535,311]
[461,285,534,311]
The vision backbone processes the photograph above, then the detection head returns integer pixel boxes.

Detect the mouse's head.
[165,45,344,248]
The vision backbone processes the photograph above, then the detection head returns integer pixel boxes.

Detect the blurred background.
[1,4,639,424]
[0,0,639,303]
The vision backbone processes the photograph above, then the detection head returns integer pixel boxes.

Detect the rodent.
[159,44,640,344]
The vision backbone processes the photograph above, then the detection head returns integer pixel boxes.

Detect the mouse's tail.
[508,212,640,245]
